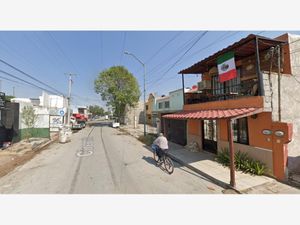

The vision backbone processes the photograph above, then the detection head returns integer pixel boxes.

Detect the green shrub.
[216,148,230,166]
[138,134,157,146]
[216,148,266,176]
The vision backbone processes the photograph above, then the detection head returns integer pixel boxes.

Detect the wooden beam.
[227,119,236,188]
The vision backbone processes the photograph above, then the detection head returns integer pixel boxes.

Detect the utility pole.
[124,51,147,136]
[13,86,15,96]
[0,80,2,92]
[66,73,76,125]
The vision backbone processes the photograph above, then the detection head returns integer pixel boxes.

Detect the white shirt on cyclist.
[153,135,168,150]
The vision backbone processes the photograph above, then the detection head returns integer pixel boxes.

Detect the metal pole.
[227,119,236,188]
[143,64,146,136]
[181,73,185,105]
[13,86,15,96]
[277,45,281,122]
[255,37,265,96]
[67,74,72,125]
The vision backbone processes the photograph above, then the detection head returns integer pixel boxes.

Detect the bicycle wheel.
[164,157,174,174]
[153,150,159,162]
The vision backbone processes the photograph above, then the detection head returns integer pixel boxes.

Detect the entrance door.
[202,120,217,154]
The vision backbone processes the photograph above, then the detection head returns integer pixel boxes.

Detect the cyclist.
[151,133,168,164]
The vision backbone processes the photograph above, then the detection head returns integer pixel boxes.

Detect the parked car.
[111,117,120,128]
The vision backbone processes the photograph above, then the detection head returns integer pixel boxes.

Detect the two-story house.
[152,88,190,145]
[163,33,300,182]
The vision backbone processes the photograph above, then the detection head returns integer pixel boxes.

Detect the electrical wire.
[0,58,65,96]
[47,31,79,72]
[145,31,183,64]
[148,31,208,87]
[0,75,26,86]
[0,69,61,95]
[130,31,183,76]
[145,32,202,84]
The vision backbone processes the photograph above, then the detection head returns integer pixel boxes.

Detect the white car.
[112,121,120,128]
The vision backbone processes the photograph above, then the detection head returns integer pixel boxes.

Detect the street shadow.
[141,143,230,189]
[141,156,157,166]
[89,121,111,127]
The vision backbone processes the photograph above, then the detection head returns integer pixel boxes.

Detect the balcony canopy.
[163,107,263,120]
[179,34,286,75]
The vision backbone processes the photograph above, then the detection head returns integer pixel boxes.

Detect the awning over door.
[162,107,263,120]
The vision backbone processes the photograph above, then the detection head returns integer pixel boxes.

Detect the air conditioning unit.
[198,80,211,90]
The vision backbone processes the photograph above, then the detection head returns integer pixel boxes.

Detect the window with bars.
[212,67,241,96]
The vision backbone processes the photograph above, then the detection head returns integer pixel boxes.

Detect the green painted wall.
[16,128,50,141]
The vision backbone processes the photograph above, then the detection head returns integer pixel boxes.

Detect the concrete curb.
[32,136,58,152]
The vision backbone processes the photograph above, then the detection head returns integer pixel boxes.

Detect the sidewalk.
[121,124,300,194]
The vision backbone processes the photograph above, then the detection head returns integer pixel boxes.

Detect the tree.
[88,105,105,116]
[5,95,15,102]
[94,66,140,123]
[21,106,38,141]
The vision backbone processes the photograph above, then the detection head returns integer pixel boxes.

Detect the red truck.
[70,113,88,130]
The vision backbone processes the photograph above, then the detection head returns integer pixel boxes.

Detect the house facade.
[152,88,189,145]
[145,93,155,126]
[163,33,300,181]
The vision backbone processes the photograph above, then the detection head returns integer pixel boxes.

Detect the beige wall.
[218,140,274,176]
[124,101,144,126]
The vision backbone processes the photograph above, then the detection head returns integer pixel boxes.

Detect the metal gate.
[165,119,187,146]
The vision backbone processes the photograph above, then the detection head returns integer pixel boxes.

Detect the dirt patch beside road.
[0,135,58,179]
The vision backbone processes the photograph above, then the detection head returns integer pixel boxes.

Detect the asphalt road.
[0,122,224,194]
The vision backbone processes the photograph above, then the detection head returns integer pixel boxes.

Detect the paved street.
[0,122,223,194]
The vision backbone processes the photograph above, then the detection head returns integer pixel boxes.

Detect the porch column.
[181,73,185,105]
[254,37,265,96]
[227,119,236,188]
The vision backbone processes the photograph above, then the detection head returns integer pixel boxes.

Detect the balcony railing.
[185,79,259,104]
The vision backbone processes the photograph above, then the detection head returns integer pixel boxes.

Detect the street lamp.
[124,51,146,136]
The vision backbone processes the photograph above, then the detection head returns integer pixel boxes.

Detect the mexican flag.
[217,51,237,83]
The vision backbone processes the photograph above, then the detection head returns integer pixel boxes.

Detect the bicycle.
[153,147,174,174]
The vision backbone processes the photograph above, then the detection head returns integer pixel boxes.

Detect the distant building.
[124,101,144,127]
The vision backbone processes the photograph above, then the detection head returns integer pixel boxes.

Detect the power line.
[47,31,79,72]
[156,30,265,80]
[0,69,60,95]
[33,32,67,74]
[148,31,208,87]
[182,31,241,63]
[145,31,183,64]
[129,31,183,77]
[145,32,203,84]
[144,31,231,85]
[0,74,27,86]
[0,34,63,85]
[0,58,65,96]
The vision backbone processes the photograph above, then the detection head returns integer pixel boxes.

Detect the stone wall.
[262,72,300,175]
[124,101,145,127]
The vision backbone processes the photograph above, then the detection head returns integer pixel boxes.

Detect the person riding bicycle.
[151,133,168,163]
